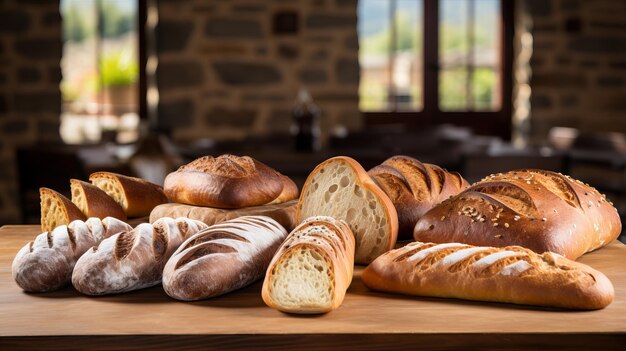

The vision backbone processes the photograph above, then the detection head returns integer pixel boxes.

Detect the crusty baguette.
[70,179,127,221]
[72,217,207,295]
[369,156,469,238]
[262,216,355,314]
[150,200,297,232]
[40,187,86,232]
[362,241,614,310]
[413,169,622,259]
[163,216,288,301]
[12,217,131,292]
[164,155,298,208]
[89,171,168,217]
[296,156,398,264]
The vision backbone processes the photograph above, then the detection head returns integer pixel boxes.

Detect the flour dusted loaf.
[413,169,622,260]
[297,156,398,264]
[369,156,469,238]
[262,216,355,314]
[39,187,86,232]
[70,179,127,221]
[89,171,168,217]
[163,216,288,301]
[362,241,614,310]
[12,217,131,292]
[164,154,298,208]
[72,217,207,295]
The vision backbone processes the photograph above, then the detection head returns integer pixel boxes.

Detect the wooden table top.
[1,225,625,350]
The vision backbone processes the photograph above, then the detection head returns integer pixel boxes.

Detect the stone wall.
[526,0,626,142]
[0,0,63,224]
[156,0,361,142]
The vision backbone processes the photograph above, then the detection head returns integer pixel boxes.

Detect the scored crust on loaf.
[363,241,615,310]
[413,169,622,260]
[262,216,355,314]
[39,187,86,232]
[297,156,398,264]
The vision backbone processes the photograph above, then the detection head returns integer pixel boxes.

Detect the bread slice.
[89,172,168,217]
[39,187,86,232]
[262,216,355,314]
[70,179,127,221]
[296,156,398,264]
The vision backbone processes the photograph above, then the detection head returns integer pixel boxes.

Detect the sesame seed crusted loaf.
[413,169,622,260]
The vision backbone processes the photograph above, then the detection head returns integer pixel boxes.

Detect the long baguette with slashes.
[362,241,614,310]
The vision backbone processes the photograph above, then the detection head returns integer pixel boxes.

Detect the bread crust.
[89,172,168,217]
[369,156,469,238]
[39,187,87,232]
[70,179,127,221]
[262,216,355,314]
[413,169,622,259]
[363,241,615,310]
[72,217,207,295]
[164,155,296,208]
[162,216,288,301]
[12,217,131,292]
[296,156,399,264]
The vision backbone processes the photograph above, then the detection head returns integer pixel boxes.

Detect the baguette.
[12,217,132,292]
[262,216,355,314]
[369,156,469,238]
[40,187,86,232]
[70,179,127,221]
[162,216,287,301]
[72,217,207,295]
[362,241,614,310]
[297,156,398,264]
[413,169,622,259]
[89,171,168,217]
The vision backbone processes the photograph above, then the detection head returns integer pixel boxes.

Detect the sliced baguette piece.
[70,179,127,221]
[362,241,615,310]
[262,216,355,314]
[89,171,168,217]
[40,187,87,232]
[296,156,398,264]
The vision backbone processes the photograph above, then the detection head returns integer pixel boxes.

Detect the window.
[358,0,513,138]
[60,0,145,144]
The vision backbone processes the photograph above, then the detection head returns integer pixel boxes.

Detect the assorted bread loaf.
[71,179,127,221]
[262,216,355,314]
[39,187,86,232]
[163,216,288,301]
[413,169,622,260]
[72,217,207,295]
[296,156,398,264]
[362,241,615,310]
[12,217,132,292]
[369,156,469,238]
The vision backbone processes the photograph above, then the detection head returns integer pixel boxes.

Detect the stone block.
[531,73,586,88]
[157,61,204,90]
[48,66,62,83]
[530,94,552,109]
[336,58,359,84]
[0,94,7,113]
[158,99,194,129]
[232,4,267,13]
[206,107,257,128]
[213,62,281,85]
[597,76,625,88]
[15,38,62,60]
[42,11,62,26]
[277,44,299,59]
[524,0,552,17]
[157,20,194,53]
[241,93,288,102]
[299,68,328,84]
[14,91,61,114]
[344,34,359,50]
[2,120,29,133]
[0,9,30,32]
[205,18,263,38]
[305,14,356,29]
[560,0,580,11]
[560,94,579,108]
[37,119,61,142]
[17,67,41,84]
[568,37,626,53]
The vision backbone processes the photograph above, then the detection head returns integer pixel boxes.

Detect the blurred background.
[0,0,624,241]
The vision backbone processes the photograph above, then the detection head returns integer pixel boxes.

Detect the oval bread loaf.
[12,217,132,292]
[162,216,288,301]
[363,241,614,310]
[262,216,355,314]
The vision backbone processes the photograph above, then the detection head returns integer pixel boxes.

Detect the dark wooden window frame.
[364,0,514,140]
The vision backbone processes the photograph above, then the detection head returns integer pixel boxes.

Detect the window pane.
[393,0,422,111]
[473,0,500,110]
[440,0,469,69]
[472,68,497,110]
[440,68,468,110]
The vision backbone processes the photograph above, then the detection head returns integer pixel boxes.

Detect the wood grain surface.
[1,225,625,350]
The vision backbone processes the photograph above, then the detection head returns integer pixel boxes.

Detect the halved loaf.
[262,216,355,314]
[363,241,615,310]
[296,156,398,264]
[40,187,86,232]
[89,171,168,217]
[70,179,127,221]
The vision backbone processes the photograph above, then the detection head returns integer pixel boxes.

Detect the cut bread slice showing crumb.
[296,156,398,264]
[70,179,127,221]
[89,172,168,217]
[40,187,86,232]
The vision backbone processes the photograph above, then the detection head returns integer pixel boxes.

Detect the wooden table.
[1,225,625,350]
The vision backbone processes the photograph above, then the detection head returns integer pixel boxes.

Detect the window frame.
[362,0,514,140]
